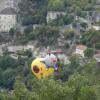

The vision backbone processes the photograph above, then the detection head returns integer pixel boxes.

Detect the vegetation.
[15,25,60,46]
[84,48,94,58]
[95,43,100,50]
[48,0,65,11]
[81,29,100,47]
[18,0,47,25]
[0,0,99,99]
[18,0,96,25]
[0,54,100,99]
[65,0,96,14]
[48,14,74,26]
[64,29,75,39]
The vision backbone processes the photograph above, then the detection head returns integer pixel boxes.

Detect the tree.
[9,28,15,37]
[63,14,74,25]
[19,0,47,25]
[36,26,60,46]
[78,86,97,100]
[13,76,36,100]
[24,49,32,58]
[67,73,97,100]
[0,90,16,100]
[0,56,18,70]
[81,29,100,47]
[2,68,16,89]
[84,48,94,58]
[95,43,100,50]
[24,26,33,35]
[80,22,88,29]
[66,0,96,14]
[48,16,65,26]
[48,0,65,11]
[64,29,75,39]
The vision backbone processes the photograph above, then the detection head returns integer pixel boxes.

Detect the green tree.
[24,49,32,58]
[19,0,47,25]
[81,29,100,47]
[84,48,94,58]
[63,14,74,25]
[13,76,28,100]
[0,90,16,100]
[78,86,97,100]
[64,29,75,39]
[0,56,18,70]
[2,68,16,89]
[36,26,60,46]
[9,28,15,37]
[48,0,65,11]
[66,0,96,14]
[95,43,100,50]
[24,26,33,35]
[67,73,97,100]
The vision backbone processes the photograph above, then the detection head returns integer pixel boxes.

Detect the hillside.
[0,0,100,100]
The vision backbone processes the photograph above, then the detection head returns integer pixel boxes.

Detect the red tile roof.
[76,45,87,50]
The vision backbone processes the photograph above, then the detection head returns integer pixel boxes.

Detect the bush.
[64,29,75,39]
[84,48,94,58]
[95,43,100,50]
[24,26,33,35]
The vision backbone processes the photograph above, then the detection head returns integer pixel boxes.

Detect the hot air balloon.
[31,54,58,79]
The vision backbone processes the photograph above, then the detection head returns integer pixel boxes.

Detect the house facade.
[0,8,17,32]
[46,11,66,23]
[7,45,34,53]
[74,45,87,57]
[47,49,70,64]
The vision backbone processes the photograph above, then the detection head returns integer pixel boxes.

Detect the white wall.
[0,14,16,32]
[75,49,85,57]
[47,12,65,23]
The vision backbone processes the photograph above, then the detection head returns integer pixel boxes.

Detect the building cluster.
[0,0,99,66]
[0,43,34,56]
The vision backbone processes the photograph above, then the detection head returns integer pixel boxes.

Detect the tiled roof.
[76,45,87,50]
[0,8,16,15]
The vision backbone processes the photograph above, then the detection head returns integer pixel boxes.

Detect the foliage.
[48,0,65,11]
[0,0,100,99]
[64,29,75,39]
[0,55,18,70]
[66,0,96,14]
[19,0,47,25]
[95,43,100,50]
[81,29,100,47]
[63,14,74,25]
[48,14,74,26]
[9,28,15,37]
[24,26,33,35]
[30,26,60,46]
[84,48,94,58]
[0,54,100,99]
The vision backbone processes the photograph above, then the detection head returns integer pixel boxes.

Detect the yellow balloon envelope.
[31,58,54,79]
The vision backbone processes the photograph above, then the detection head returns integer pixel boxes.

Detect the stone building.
[46,11,66,23]
[0,8,17,32]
